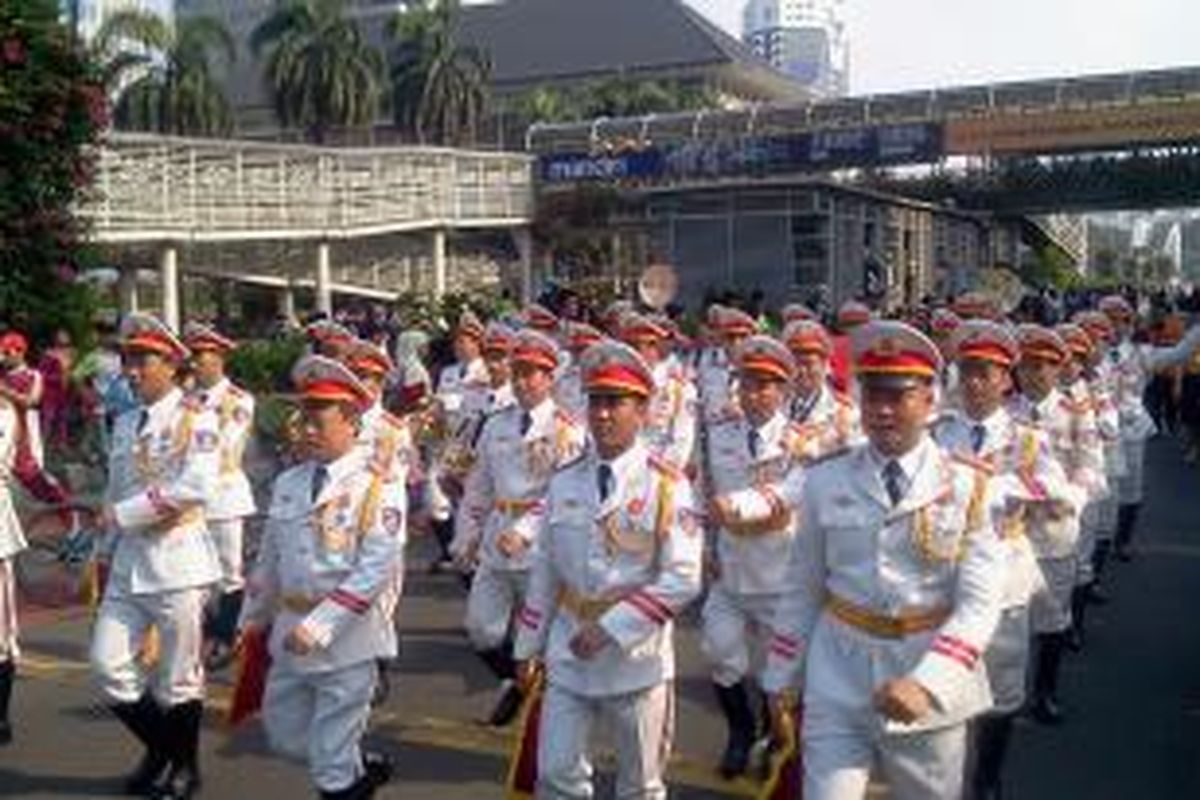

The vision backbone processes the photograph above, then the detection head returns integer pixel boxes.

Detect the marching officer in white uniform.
[1098,295,1200,560]
[90,313,222,799]
[429,311,491,569]
[0,395,24,746]
[452,330,586,726]
[437,321,519,503]
[733,321,1008,800]
[702,336,804,777]
[620,312,698,470]
[513,340,704,800]
[931,321,1073,800]
[555,321,605,420]
[697,306,756,423]
[305,319,355,360]
[182,322,257,668]
[238,355,406,800]
[781,320,861,459]
[1009,325,1103,725]
[342,338,417,702]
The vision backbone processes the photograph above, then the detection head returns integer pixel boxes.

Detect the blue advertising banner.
[538,122,943,183]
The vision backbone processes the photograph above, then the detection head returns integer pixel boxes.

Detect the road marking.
[16,646,764,797]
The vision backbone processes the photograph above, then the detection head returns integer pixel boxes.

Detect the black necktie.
[970,424,986,454]
[520,411,532,436]
[311,464,328,504]
[748,429,761,458]
[883,460,905,506]
[136,410,150,434]
[597,464,613,503]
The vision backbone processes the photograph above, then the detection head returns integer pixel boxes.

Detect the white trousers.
[700,583,779,687]
[90,586,208,706]
[208,518,245,593]
[263,660,377,793]
[1030,557,1076,634]
[0,559,18,661]
[1076,503,1100,587]
[804,713,967,800]
[537,681,674,800]
[982,605,1031,714]
[1118,438,1147,505]
[465,565,526,651]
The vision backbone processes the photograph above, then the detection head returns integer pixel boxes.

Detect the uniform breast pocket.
[819,509,872,572]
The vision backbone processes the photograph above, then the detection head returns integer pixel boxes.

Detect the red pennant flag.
[228,627,272,727]
[758,701,804,800]
[505,670,545,800]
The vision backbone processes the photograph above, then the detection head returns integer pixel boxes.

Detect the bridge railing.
[82,133,535,243]
[527,65,1200,153]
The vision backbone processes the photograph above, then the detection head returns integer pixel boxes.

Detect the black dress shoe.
[124,750,169,795]
[154,766,200,800]
[0,720,11,746]
[487,680,524,727]
[1116,547,1134,562]
[1030,695,1064,726]
[362,751,394,789]
[1084,583,1109,605]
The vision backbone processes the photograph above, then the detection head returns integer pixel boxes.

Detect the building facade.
[742,0,848,98]
[68,0,173,43]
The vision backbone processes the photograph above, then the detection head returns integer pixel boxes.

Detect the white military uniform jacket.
[453,398,586,572]
[513,440,704,698]
[0,401,25,562]
[788,383,862,461]
[933,408,1072,608]
[436,357,490,433]
[697,349,736,423]
[192,377,256,521]
[554,362,587,421]
[644,359,698,469]
[1085,362,1126,482]
[240,448,407,674]
[358,401,416,486]
[706,409,801,595]
[757,437,1006,731]
[1008,390,1103,559]
[437,383,515,490]
[104,387,222,594]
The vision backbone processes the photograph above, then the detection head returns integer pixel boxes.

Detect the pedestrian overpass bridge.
[527,64,1200,214]
[80,133,536,329]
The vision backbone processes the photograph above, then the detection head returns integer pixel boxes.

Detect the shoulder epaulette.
[950,451,995,476]
[555,450,587,473]
[181,394,204,413]
[228,383,248,398]
[807,445,853,468]
[833,391,855,407]
[1059,395,1091,414]
[647,453,684,481]
[554,407,579,426]
[379,409,405,430]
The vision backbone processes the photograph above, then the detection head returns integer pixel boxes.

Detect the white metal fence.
[81,133,535,243]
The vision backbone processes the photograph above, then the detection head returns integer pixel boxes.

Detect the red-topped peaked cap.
[852,320,943,387]
[511,329,560,372]
[581,340,654,398]
[1056,323,1094,358]
[951,319,1018,367]
[344,338,395,378]
[782,320,833,357]
[292,354,373,411]
[483,321,516,355]
[1016,324,1069,365]
[183,321,237,354]
[523,303,560,334]
[735,335,797,382]
[837,300,873,329]
[120,313,189,362]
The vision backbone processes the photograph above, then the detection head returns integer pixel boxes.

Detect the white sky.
[685,0,1200,95]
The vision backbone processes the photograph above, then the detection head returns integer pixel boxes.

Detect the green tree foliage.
[96,10,235,135]
[387,0,489,145]
[252,0,384,144]
[510,77,721,125]
[0,0,106,343]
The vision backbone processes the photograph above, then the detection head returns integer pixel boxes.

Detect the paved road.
[2,439,1199,798]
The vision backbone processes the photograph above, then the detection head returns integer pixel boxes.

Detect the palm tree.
[251,0,384,144]
[387,0,490,146]
[95,10,235,136]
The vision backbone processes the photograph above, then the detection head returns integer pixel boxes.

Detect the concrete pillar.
[514,227,534,304]
[433,228,447,299]
[159,244,179,331]
[316,241,332,315]
[117,265,139,316]
[280,281,297,324]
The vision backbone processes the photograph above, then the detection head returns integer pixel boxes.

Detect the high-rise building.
[742,0,848,98]
[67,0,173,43]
